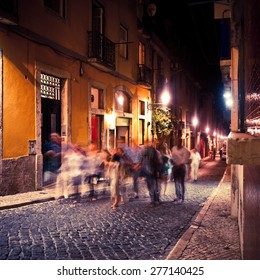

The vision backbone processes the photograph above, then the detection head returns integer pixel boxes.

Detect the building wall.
[228,0,260,259]
[241,165,260,259]
[0,0,153,195]
[0,0,209,195]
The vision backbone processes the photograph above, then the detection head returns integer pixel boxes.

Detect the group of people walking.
[43,133,202,209]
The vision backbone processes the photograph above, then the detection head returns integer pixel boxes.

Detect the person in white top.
[190,148,201,182]
[171,139,190,203]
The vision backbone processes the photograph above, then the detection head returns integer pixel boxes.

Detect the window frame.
[138,41,145,65]
[119,24,128,59]
[44,0,67,19]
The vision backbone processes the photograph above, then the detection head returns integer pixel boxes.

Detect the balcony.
[88,31,115,71]
[137,64,153,87]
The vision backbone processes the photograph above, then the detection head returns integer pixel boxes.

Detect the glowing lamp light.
[118,95,124,106]
[161,88,171,106]
[223,90,231,99]
[225,98,234,108]
[192,116,198,127]
[223,90,233,108]
[206,127,210,134]
[105,109,116,129]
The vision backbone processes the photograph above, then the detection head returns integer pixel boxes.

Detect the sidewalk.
[0,182,108,210]
[166,165,242,260]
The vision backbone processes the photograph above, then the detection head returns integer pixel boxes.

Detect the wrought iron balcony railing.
[137,64,153,86]
[88,31,115,70]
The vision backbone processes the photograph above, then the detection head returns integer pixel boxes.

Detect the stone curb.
[0,196,56,211]
[165,168,227,260]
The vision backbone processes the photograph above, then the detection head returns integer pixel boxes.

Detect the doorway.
[91,115,104,151]
[116,126,129,147]
[40,73,62,182]
[41,98,61,147]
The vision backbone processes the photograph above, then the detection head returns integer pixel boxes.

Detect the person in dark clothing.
[171,139,190,203]
[42,132,62,185]
[134,142,162,207]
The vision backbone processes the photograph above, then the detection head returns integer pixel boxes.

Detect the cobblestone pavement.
[166,165,241,260]
[0,157,241,260]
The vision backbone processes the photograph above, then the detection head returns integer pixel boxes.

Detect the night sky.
[146,0,229,131]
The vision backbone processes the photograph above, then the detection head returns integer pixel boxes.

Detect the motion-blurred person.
[190,148,201,182]
[134,142,162,207]
[42,132,62,185]
[84,143,104,201]
[55,144,86,204]
[108,152,124,210]
[171,139,190,203]
[157,142,172,195]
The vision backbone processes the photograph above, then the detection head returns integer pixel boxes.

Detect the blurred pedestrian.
[108,152,127,210]
[171,139,190,203]
[213,147,216,160]
[116,147,134,204]
[190,148,201,182]
[42,132,62,185]
[219,148,223,160]
[55,143,86,203]
[134,142,162,207]
[130,143,144,198]
[157,142,172,195]
[84,143,103,201]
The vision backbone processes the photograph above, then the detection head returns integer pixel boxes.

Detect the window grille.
[40,73,61,100]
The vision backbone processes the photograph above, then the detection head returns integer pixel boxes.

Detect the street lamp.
[160,86,171,105]
[147,84,171,110]
[192,116,199,149]
[192,116,198,127]
[223,89,233,108]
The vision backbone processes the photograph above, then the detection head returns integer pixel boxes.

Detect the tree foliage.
[152,107,178,140]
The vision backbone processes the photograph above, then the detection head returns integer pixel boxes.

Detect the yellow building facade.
[0,0,176,195]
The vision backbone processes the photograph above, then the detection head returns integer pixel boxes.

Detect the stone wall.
[0,156,36,196]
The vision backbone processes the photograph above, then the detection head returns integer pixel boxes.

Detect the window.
[91,87,104,109]
[115,91,131,113]
[44,0,66,18]
[92,1,104,34]
[119,24,128,59]
[139,100,145,115]
[139,119,145,145]
[41,73,61,100]
[138,41,145,65]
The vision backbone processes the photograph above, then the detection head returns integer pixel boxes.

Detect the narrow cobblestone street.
[0,158,227,260]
